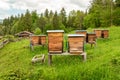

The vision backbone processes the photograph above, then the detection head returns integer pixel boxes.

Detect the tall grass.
[0,26,120,80]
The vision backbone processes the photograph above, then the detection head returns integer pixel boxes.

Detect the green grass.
[0,26,120,80]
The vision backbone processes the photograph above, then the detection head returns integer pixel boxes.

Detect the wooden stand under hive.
[47,33,87,65]
[68,34,85,54]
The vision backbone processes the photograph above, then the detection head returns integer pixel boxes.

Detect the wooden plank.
[48,52,87,65]
[48,52,86,55]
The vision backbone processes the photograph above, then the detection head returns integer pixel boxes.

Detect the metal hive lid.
[68,34,85,37]
[47,30,64,33]
[76,30,87,32]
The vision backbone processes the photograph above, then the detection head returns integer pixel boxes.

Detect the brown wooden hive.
[102,30,109,38]
[47,30,64,54]
[76,30,87,42]
[68,34,85,54]
[30,35,46,46]
[87,33,96,43]
[94,29,102,38]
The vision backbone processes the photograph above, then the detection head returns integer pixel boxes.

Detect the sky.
[0,0,92,19]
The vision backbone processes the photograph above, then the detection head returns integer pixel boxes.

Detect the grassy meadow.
[0,26,120,80]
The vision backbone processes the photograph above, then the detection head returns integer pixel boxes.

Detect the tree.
[52,11,60,29]
[60,8,67,27]
[23,9,33,32]
[44,9,49,19]
[115,0,120,7]
[66,10,76,29]
[36,13,46,33]
[31,10,38,30]
[84,0,113,28]
[113,0,120,25]
[74,10,85,29]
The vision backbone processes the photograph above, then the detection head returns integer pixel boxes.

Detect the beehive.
[68,34,85,54]
[87,33,96,43]
[94,29,102,38]
[30,35,46,46]
[102,30,109,38]
[76,30,87,42]
[40,35,46,45]
[47,30,64,54]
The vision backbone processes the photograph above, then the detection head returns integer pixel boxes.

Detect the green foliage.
[36,13,46,33]
[115,0,120,7]
[44,23,53,34]
[52,11,60,29]
[60,8,67,27]
[31,10,39,30]
[113,7,120,26]
[1,69,28,80]
[4,35,15,42]
[0,25,4,35]
[33,28,41,35]
[84,0,113,28]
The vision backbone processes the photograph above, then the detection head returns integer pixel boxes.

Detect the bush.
[4,35,15,42]
[34,28,41,35]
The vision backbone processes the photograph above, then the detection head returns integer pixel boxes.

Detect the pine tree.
[52,11,60,29]
[23,9,33,32]
[36,13,46,33]
[60,8,67,27]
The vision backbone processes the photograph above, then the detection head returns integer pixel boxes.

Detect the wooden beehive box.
[102,30,109,38]
[47,30,64,54]
[76,30,87,42]
[68,34,85,54]
[40,35,46,45]
[30,35,46,46]
[87,33,96,43]
[94,29,102,38]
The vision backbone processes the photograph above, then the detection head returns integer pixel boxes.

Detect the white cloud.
[0,0,91,19]
[0,0,10,10]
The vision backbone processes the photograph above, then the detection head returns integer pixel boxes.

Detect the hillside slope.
[0,26,120,80]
